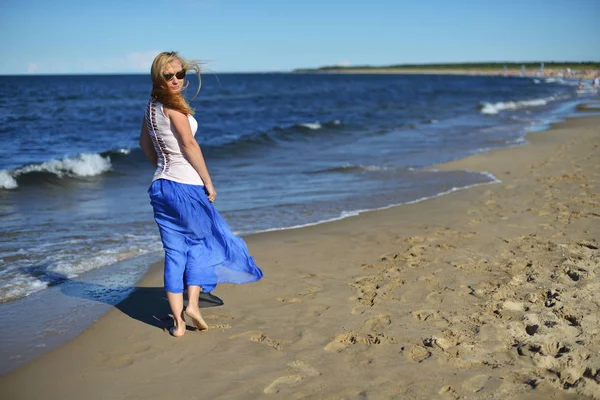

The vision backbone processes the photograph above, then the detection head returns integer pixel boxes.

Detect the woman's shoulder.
[147,98,169,120]
[147,97,162,110]
[163,106,190,119]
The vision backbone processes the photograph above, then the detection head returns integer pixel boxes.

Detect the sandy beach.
[1,110,598,399]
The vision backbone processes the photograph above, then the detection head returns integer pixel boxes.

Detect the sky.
[0,0,598,75]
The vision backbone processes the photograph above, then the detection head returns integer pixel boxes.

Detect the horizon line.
[3,60,599,76]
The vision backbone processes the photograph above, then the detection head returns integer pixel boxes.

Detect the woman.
[139,51,263,337]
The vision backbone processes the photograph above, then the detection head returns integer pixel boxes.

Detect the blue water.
[0,73,591,306]
[1,72,597,374]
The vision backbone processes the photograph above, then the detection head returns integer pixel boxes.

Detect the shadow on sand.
[30,271,224,332]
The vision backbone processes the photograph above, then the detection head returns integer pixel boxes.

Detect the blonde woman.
[139,51,263,337]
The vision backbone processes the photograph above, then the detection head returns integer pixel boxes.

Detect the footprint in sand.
[276,297,304,303]
[263,375,303,394]
[438,385,459,400]
[288,360,320,377]
[412,309,439,322]
[99,343,154,368]
[461,375,490,393]
[277,286,322,303]
[204,313,234,321]
[405,236,426,244]
[363,314,391,331]
[324,333,354,353]
[251,333,283,350]
[349,275,383,307]
[229,331,283,350]
[211,324,232,330]
[407,344,431,362]
[324,332,394,352]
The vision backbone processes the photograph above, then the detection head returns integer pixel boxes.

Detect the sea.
[0,72,596,373]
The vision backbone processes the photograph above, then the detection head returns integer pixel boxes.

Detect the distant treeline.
[295,62,600,72]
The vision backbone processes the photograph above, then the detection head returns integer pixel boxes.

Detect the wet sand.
[1,114,598,399]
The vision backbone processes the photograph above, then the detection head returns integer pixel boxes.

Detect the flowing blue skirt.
[148,179,263,293]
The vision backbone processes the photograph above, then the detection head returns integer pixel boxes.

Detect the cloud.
[80,50,161,73]
[23,61,69,74]
[125,51,161,70]
[337,60,351,67]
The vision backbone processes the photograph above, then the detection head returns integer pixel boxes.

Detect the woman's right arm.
[167,109,217,202]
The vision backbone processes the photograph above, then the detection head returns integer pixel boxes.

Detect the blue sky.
[1,0,598,74]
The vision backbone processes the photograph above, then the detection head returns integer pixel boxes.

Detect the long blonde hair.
[150,51,202,115]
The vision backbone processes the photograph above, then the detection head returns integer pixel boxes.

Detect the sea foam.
[0,153,112,190]
[480,98,551,115]
[0,170,18,189]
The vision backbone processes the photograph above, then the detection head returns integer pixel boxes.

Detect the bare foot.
[185,307,209,331]
[170,312,186,337]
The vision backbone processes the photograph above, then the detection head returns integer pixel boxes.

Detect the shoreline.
[1,110,599,398]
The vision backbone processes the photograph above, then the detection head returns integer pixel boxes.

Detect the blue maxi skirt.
[148,179,263,293]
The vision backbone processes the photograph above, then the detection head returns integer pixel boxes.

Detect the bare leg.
[166,291,186,337]
[185,285,208,331]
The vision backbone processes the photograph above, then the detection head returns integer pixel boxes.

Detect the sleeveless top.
[145,98,204,186]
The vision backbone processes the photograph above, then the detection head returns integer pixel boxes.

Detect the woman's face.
[162,59,185,93]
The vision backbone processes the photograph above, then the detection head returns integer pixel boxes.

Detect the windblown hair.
[150,51,202,115]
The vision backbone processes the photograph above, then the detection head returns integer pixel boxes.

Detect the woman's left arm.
[139,118,158,167]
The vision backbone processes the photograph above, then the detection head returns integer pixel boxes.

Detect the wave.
[0,118,345,189]
[102,148,131,156]
[250,171,500,236]
[0,153,112,190]
[479,97,553,115]
[0,234,162,304]
[543,77,570,85]
[274,119,341,134]
[308,164,396,174]
[205,119,344,155]
[297,120,341,130]
[299,122,322,130]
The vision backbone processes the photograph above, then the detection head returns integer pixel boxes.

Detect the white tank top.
[145,98,204,186]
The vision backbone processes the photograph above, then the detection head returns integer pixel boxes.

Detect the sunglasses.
[163,69,186,81]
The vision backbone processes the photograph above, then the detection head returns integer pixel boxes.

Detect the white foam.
[16,153,112,178]
[508,137,527,145]
[1,153,112,190]
[480,98,551,115]
[48,253,120,278]
[335,164,394,173]
[0,276,49,303]
[0,170,18,189]
[0,233,162,303]
[300,122,322,130]
[361,165,391,172]
[544,77,573,86]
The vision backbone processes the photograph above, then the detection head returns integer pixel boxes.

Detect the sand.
[1,114,598,399]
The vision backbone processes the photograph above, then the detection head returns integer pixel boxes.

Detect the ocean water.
[0,73,592,304]
[0,72,595,372]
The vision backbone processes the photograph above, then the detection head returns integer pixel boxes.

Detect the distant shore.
[293,62,600,80]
